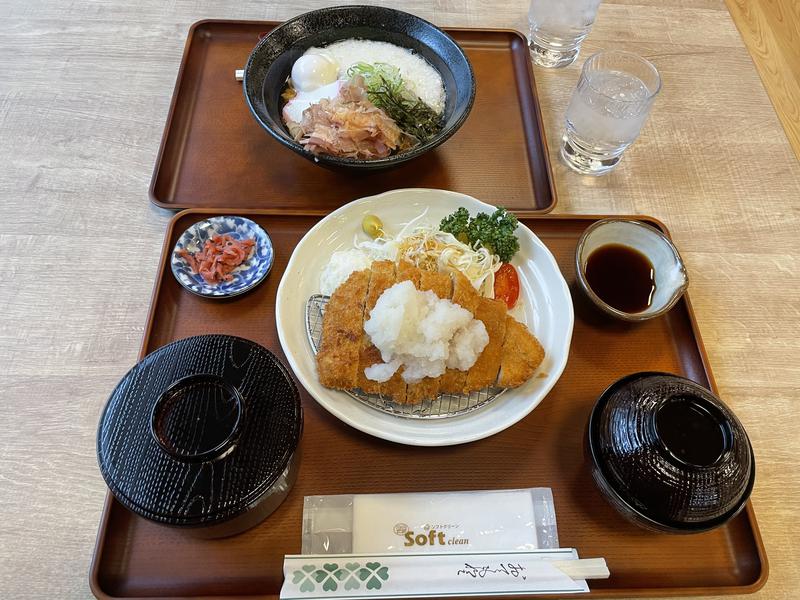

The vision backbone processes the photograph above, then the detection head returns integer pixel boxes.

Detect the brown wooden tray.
[90,211,766,599]
[149,21,556,212]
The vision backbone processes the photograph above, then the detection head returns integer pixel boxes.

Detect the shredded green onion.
[347,62,443,143]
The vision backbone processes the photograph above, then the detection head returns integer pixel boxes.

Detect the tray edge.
[148,21,209,210]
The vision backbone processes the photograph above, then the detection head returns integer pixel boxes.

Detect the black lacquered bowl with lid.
[587,372,755,533]
[97,334,302,538]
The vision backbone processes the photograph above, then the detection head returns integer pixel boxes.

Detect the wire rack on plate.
[305,294,506,419]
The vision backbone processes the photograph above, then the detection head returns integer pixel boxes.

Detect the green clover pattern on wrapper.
[292,562,390,593]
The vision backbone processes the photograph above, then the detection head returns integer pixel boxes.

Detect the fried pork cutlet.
[382,261,421,404]
[316,262,546,406]
[464,297,508,392]
[356,260,396,394]
[405,269,454,404]
[498,315,545,388]
[439,271,481,395]
[316,269,370,390]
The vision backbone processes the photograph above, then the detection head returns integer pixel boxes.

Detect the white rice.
[305,39,446,114]
[363,281,489,384]
[319,249,372,296]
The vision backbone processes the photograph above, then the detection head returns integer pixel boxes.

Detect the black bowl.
[587,372,755,533]
[97,335,303,538]
[243,5,475,170]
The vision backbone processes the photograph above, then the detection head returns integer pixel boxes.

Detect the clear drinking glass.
[561,51,661,175]
[528,0,602,68]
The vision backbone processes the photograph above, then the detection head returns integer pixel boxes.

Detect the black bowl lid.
[588,372,755,531]
[97,335,301,527]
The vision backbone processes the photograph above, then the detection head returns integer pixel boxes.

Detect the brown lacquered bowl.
[587,372,755,533]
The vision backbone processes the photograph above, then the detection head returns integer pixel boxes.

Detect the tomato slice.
[494,263,520,309]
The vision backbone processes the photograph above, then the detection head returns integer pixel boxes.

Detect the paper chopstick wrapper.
[352,490,538,552]
[303,489,560,555]
[281,550,608,598]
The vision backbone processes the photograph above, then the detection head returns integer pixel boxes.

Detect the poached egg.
[283,53,343,125]
[290,53,339,92]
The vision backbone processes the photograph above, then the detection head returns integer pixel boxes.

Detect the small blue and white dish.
[171,216,273,299]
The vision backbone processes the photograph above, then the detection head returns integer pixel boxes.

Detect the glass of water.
[528,0,602,68]
[561,51,661,175]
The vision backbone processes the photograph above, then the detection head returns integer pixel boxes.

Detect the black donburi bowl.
[587,372,755,533]
[243,5,475,170]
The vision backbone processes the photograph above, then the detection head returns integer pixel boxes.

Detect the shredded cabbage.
[355,210,501,297]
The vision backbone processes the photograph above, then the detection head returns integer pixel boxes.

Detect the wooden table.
[1,0,798,598]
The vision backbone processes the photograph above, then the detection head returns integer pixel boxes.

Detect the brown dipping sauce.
[585,244,655,313]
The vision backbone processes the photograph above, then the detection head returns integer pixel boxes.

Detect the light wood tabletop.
[1,0,798,598]
[725,0,800,159]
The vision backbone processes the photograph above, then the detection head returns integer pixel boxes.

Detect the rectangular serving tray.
[149,21,556,212]
[90,211,766,599]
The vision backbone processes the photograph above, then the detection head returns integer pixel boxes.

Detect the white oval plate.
[276,189,574,446]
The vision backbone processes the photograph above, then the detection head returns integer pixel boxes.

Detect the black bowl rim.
[150,373,245,463]
[242,5,476,168]
[587,371,756,532]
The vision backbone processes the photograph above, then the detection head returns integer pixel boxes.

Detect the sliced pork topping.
[293,77,414,160]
